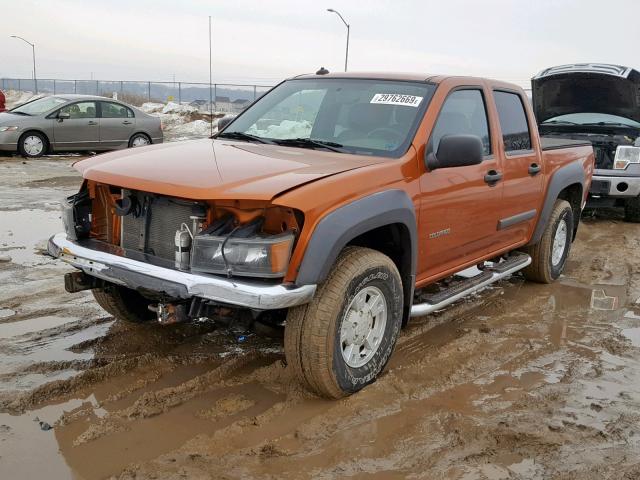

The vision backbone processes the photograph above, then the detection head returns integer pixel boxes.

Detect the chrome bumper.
[590,174,640,198]
[47,233,316,310]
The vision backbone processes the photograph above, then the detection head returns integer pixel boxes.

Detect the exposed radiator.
[120,190,206,261]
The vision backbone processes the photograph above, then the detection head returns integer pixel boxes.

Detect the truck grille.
[120,190,206,261]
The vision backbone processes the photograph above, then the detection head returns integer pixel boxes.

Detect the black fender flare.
[296,189,417,319]
[529,161,585,245]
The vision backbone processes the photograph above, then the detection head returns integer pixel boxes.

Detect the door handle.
[122,121,132,125]
[484,170,503,186]
[528,163,541,176]
[88,121,98,126]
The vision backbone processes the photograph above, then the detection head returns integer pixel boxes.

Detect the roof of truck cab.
[291,71,524,89]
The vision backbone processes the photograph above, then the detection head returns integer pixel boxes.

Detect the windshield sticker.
[370,94,423,107]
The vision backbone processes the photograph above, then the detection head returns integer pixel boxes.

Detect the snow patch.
[248,120,312,139]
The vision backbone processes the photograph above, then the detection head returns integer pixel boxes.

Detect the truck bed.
[541,136,592,151]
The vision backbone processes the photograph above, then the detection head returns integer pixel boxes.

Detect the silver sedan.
[0,94,163,157]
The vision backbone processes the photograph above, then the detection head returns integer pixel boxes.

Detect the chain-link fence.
[0,78,274,114]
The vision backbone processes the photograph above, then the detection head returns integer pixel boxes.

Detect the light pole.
[10,35,37,94]
[327,8,350,72]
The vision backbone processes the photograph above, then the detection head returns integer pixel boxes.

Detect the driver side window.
[429,89,491,156]
[59,101,97,119]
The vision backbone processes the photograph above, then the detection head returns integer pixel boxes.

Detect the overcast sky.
[1,0,638,88]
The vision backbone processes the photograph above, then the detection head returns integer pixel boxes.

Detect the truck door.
[491,90,544,246]
[417,87,504,280]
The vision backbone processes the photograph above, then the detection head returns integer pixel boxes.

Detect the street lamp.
[327,8,350,72]
[10,35,37,94]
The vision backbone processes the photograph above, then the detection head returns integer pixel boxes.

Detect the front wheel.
[92,284,155,323]
[128,133,151,148]
[284,247,403,399]
[521,199,574,283]
[18,132,48,158]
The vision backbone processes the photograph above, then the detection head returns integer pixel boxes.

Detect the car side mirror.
[217,115,234,132]
[57,111,70,120]
[425,134,484,171]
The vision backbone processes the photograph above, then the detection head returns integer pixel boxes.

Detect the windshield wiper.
[541,120,580,126]
[216,131,275,144]
[274,138,344,152]
[582,122,636,128]
[8,111,31,116]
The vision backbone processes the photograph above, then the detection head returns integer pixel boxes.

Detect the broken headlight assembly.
[190,216,295,278]
[613,145,640,170]
[190,232,294,278]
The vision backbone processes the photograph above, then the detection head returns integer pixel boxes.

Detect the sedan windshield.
[11,96,68,116]
[220,78,436,157]
[542,112,640,128]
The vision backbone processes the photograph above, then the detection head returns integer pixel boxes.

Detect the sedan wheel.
[19,132,47,158]
[129,134,150,148]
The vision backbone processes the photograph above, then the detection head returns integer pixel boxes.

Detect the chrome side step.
[410,253,531,318]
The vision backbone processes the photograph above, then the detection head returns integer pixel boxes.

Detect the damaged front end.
[533,64,640,203]
[49,181,315,323]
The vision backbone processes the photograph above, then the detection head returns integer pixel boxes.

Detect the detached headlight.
[0,126,18,132]
[614,146,640,170]
[190,232,294,278]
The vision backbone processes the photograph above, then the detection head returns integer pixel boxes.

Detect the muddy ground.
[0,153,639,480]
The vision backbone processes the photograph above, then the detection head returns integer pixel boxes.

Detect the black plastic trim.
[498,209,537,230]
[296,189,417,287]
[529,162,584,245]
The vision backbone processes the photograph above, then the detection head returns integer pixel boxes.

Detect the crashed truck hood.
[532,65,640,124]
[75,138,386,200]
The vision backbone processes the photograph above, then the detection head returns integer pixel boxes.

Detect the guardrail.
[0,78,274,113]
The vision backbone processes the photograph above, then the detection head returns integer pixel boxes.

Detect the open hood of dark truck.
[532,64,640,124]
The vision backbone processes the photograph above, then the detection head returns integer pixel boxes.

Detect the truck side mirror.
[425,134,484,171]
[217,115,235,132]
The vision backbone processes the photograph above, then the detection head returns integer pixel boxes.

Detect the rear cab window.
[493,91,533,153]
[428,89,492,156]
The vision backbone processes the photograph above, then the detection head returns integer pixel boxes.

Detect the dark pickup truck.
[534,63,640,221]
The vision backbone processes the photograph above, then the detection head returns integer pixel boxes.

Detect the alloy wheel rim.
[132,136,149,147]
[24,136,43,156]
[551,218,568,267]
[340,286,388,368]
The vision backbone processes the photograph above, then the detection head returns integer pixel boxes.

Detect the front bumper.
[47,233,316,310]
[0,130,19,151]
[589,172,640,198]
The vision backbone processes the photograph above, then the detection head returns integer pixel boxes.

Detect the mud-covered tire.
[18,131,48,158]
[521,199,574,284]
[284,247,403,399]
[624,197,640,223]
[92,285,155,323]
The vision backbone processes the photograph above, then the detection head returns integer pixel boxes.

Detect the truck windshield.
[219,78,436,157]
[11,96,68,116]
[542,112,640,129]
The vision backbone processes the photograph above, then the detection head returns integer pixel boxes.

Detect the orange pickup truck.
[48,72,594,398]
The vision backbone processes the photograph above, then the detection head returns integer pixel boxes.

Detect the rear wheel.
[284,247,403,399]
[128,133,151,148]
[521,199,574,284]
[624,197,640,223]
[18,131,48,158]
[92,284,155,323]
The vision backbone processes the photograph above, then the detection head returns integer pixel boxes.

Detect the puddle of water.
[0,395,101,479]
[0,315,77,339]
[622,328,640,347]
[0,209,63,266]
